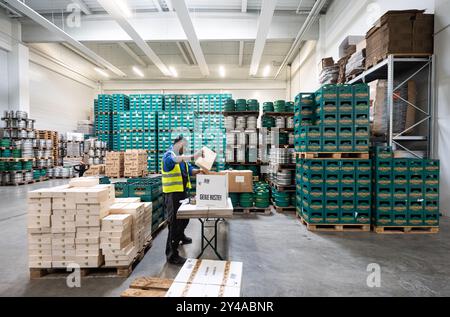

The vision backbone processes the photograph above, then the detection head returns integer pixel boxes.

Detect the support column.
[8,21,30,114]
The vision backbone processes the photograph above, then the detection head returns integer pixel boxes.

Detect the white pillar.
[8,21,30,114]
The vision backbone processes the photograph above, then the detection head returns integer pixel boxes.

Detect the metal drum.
[21,140,33,158]
[2,130,10,138]
[226,133,236,146]
[45,140,53,148]
[11,172,24,185]
[2,172,11,185]
[27,130,35,139]
[286,117,294,129]
[88,158,94,165]
[275,117,286,128]
[47,168,54,178]
[246,116,257,129]
[236,147,245,162]
[247,131,258,146]
[26,120,34,130]
[93,158,100,165]
[24,171,33,182]
[16,111,28,120]
[235,116,246,130]
[95,140,102,148]
[224,116,235,130]
[18,120,26,129]
[34,150,43,158]
[45,150,52,158]
[277,169,292,186]
[88,149,95,156]
[95,149,101,157]
[18,130,28,138]
[3,110,10,119]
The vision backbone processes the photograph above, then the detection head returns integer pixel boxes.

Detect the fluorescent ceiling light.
[132,66,145,77]
[219,65,226,78]
[169,66,178,77]
[263,65,271,77]
[113,0,132,18]
[94,67,109,78]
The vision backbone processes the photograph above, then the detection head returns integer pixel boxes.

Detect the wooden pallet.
[121,277,173,297]
[0,157,35,162]
[273,205,296,214]
[5,180,36,186]
[373,225,439,234]
[299,216,370,232]
[30,239,153,279]
[233,207,272,215]
[295,152,369,159]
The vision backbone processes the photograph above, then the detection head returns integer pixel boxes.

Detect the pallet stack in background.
[372,146,440,233]
[295,84,372,232]
[105,152,124,178]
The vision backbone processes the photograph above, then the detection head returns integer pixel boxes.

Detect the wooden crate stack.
[37,130,59,166]
[124,150,148,178]
[105,151,124,178]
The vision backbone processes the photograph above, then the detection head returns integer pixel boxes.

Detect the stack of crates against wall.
[372,146,440,228]
[124,150,148,177]
[112,94,129,112]
[297,158,372,225]
[105,151,124,178]
[295,84,370,152]
[95,95,113,148]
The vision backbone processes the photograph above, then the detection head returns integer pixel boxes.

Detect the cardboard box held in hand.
[195,147,217,171]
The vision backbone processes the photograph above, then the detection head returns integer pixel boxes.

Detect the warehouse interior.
[0,0,450,297]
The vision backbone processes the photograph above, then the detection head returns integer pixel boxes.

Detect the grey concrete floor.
[1,179,450,297]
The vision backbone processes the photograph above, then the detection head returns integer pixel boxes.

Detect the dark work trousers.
[165,191,189,259]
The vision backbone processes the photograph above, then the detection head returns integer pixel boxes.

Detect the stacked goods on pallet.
[365,10,434,69]
[94,95,113,146]
[295,84,371,231]
[105,152,124,178]
[296,159,372,226]
[113,177,165,234]
[27,180,115,269]
[295,84,370,153]
[28,194,53,268]
[1,111,54,185]
[319,57,339,85]
[101,214,136,267]
[372,146,440,232]
[84,138,107,165]
[124,150,148,177]
[76,120,94,136]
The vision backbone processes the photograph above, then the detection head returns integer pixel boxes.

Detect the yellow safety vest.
[161,152,192,193]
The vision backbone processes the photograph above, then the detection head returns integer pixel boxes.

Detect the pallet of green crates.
[296,158,371,232]
[372,146,440,234]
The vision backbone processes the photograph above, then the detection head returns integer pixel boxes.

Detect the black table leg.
[197,218,224,260]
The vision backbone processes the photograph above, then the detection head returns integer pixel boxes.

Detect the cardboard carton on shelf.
[224,170,253,193]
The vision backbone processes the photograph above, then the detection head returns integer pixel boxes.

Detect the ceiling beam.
[72,0,92,15]
[118,42,147,67]
[275,0,327,78]
[165,0,174,11]
[249,0,277,76]
[241,0,248,13]
[176,42,191,65]
[238,41,244,67]
[172,0,209,77]
[152,0,163,12]
[97,0,172,77]
[5,0,125,77]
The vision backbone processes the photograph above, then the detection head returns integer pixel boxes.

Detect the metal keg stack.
[84,138,107,165]
[0,110,43,185]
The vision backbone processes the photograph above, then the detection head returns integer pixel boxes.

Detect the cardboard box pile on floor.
[27,177,152,269]
[165,259,243,297]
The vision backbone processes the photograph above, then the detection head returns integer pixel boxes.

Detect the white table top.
[177,198,234,219]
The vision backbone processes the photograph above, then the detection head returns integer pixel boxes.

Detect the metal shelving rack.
[348,55,435,158]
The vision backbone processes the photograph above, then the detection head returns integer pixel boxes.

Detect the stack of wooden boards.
[124,150,148,177]
[105,151,124,178]
[28,177,152,270]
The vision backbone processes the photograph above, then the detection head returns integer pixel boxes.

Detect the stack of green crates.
[294,84,370,152]
[297,158,372,224]
[373,146,440,227]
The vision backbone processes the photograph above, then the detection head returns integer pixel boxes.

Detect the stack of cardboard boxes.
[124,150,148,177]
[109,202,147,253]
[105,152,124,178]
[28,193,53,269]
[143,202,153,242]
[101,214,136,267]
[27,180,115,269]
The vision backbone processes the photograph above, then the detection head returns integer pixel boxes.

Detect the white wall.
[0,49,8,114]
[290,41,319,100]
[434,0,450,217]
[29,63,97,132]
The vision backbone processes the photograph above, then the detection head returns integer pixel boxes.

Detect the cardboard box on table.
[196,174,229,208]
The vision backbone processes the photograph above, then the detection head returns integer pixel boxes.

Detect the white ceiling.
[3,0,331,81]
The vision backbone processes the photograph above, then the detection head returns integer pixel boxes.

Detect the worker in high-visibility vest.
[162,135,203,265]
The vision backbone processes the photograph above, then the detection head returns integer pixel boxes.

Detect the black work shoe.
[167,255,187,265]
[180,236,193,245]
